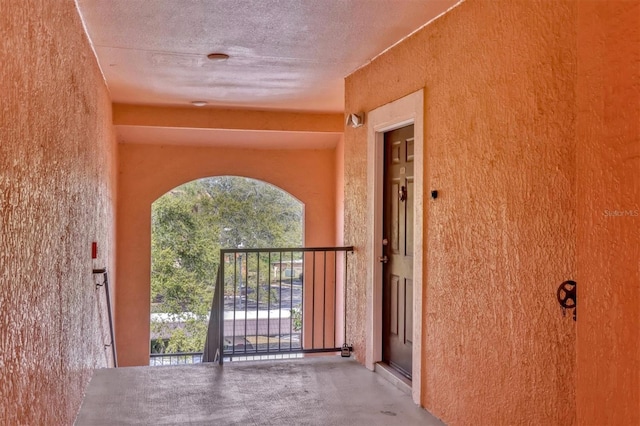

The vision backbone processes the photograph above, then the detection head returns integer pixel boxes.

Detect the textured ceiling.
[76,0,458,112]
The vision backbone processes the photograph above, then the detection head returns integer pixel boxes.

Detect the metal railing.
[93,268,117,367]
[149,352,203,366]
[203,246,354,364]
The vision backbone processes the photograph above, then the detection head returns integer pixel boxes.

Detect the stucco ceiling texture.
[75,0,458,112]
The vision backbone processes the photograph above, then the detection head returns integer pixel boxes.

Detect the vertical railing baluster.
[322,251,327,349]
[219,256,226,365]
[343,249,348,348]
[278,251,283,352]
[289,251,294,352]
[267,251,271,352]
[333,250,337,349]
[300,251,305,351]
[243,251,248,356]
[311,252,316,350]
[233,254,237,357]
[256,252,260,354]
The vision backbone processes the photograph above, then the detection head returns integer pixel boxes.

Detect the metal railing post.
[219,258,225,365]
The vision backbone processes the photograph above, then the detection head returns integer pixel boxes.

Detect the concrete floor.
[76,356,445,426]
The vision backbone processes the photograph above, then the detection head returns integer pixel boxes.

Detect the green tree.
[150,176,303,353]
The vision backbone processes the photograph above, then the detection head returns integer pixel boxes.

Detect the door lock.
[341,343,352,358]
[378,255,389,263]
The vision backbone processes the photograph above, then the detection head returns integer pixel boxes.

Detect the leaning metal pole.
[202,266,222,363]
[93,268,118,367]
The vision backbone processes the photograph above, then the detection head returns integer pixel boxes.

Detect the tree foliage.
[150,176,303,353]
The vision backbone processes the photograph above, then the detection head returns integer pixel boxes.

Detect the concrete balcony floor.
[76,356,444,425]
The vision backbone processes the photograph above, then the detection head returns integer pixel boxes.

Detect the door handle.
[378,255,388,264]
[399,185,407,202]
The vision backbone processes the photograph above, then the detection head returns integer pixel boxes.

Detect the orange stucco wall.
[576,1,640,425]
[117,143,337,366]
[0,1,116,424]
[113,104,344,133]
[345,1,577,424]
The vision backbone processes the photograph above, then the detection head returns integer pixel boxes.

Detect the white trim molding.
[365,89,424,405]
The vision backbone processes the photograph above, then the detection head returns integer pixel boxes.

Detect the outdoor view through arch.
[151,176,303,355]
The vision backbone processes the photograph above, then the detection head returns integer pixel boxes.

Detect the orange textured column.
[576,1,640,425]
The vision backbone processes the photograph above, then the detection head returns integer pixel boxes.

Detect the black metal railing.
[203,246,354,364]
[149,352,203,366]
[93,268,117,367]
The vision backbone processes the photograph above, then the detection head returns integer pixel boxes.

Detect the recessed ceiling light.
[191,101,207,107]
[207,53,229,62]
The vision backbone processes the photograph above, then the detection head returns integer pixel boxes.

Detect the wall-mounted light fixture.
[346,112,365,128]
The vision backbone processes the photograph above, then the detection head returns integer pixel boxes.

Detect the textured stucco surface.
[117,143,337,366]
[344,1,577,425]
[576,2,640,425]
[0,1,116,424]
[113,104,344,133]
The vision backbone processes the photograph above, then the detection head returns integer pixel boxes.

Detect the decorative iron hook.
[557,280,576,321]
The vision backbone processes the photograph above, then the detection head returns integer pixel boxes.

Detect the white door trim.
[365,89,424,405]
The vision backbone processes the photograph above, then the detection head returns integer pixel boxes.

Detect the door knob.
[378,255,388,263]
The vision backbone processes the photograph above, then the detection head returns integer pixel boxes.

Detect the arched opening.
[116,143,339,366]
[150,176,304,355]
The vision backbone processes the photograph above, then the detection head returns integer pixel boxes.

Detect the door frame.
[365,89,424,405]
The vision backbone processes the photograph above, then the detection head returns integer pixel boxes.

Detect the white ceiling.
[76,0,459,113]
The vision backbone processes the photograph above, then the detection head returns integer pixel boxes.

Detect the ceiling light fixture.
[191,101,207,107]
[207,53,229,62]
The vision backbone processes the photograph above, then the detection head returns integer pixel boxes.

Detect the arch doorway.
[149,176,303,355]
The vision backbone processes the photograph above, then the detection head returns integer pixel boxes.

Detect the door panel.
[382,124,414,379]
[405,279,413,344]
[390,276,399,335]
[406,178,414,257]
[391,182,400,252]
